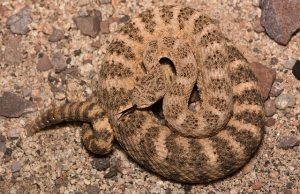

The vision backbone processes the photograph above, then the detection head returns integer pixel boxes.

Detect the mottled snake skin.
[27,5,264,183]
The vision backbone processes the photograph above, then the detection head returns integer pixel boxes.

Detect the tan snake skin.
[27,5,264,183]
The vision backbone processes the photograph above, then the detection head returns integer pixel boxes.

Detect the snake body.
[28,5,264,183]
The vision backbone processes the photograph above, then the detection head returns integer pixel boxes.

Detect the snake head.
[131,86,156,108]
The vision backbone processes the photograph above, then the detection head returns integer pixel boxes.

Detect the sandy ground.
[0,0,299,193]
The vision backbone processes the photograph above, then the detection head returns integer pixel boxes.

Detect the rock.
[252,0,260,7]
[292,60,300,80]
[104,167,118,178]
[260,0,300,45]
[270,57,278,65]
[73,15,101,38]
[48,28,64,42]
[7,128,22,139]
[6,6,33,35]
[11,161,21,173]
[5,147,12,156]
[0,134,6,142]
[92,157,110,171]
[250,62,276,100]
[0,5,9,18]
[284,57,296,70]
[253,16,265,33]
[52,52,67,73]
[286,182,293,189]
[0,142,6,153]
[269,82,283,97]
[265,117,276,127]
[269,170,279,179]
[0,92,35,118]
[264,99,276,117]
[21,87,32,98]
[283,189,293,194]
[86,185,100,194]
[118,15,130,23]
[74,49,81,56]
[37,54,53,71]
[38,22,53,34]
[100,0,112,4]
[91,40,101,48]
[278,136,300,149]
[100,20,110,34]
[252,180,264,190]
[275,94,295,109]
[2,34,23,65]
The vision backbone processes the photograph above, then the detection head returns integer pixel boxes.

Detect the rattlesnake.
[27,5,264,183]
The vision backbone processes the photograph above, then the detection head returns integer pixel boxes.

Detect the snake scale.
[27,5,264,183]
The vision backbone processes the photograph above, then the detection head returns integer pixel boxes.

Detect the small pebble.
[265,117,276,127]
[0,142,6,153]
[48,28,64,42]
[270,57,279,65]
[284,57,296,70]
[7,128,21,139]
[100,21,110,34]
[11,161,22,173]
[118,15,130,23]
[104,167,118,178]
[91,40,101,48]
[269,170,279,179]
[37,54,53,71]
[286,182,293,189]
[278,136,300,149]
[252,0,260,7]
[86,185,100,194]
[4,147,13,156]
[252,180,264,190]
[92,157,110,171]
[269,82,284,97]
[52,52,67,73]
[264,100,276,117]
[275,94,295,109]
[99,0,112,4]
[292,60,300,80]
[21,87,32,98]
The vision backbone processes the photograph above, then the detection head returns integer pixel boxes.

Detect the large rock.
[261,0,300,45]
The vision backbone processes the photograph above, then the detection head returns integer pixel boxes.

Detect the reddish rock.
[74,15,101,38]
[253,16,265,33]
[261,0,300,45]
[100,20,110,34]
[265,117,276,127]
[250,62,276,100]
[91,40,102,48]
[252,180,264,190]
[0,5,9,18]
[264,99,276,117]
[37,54,53,72]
